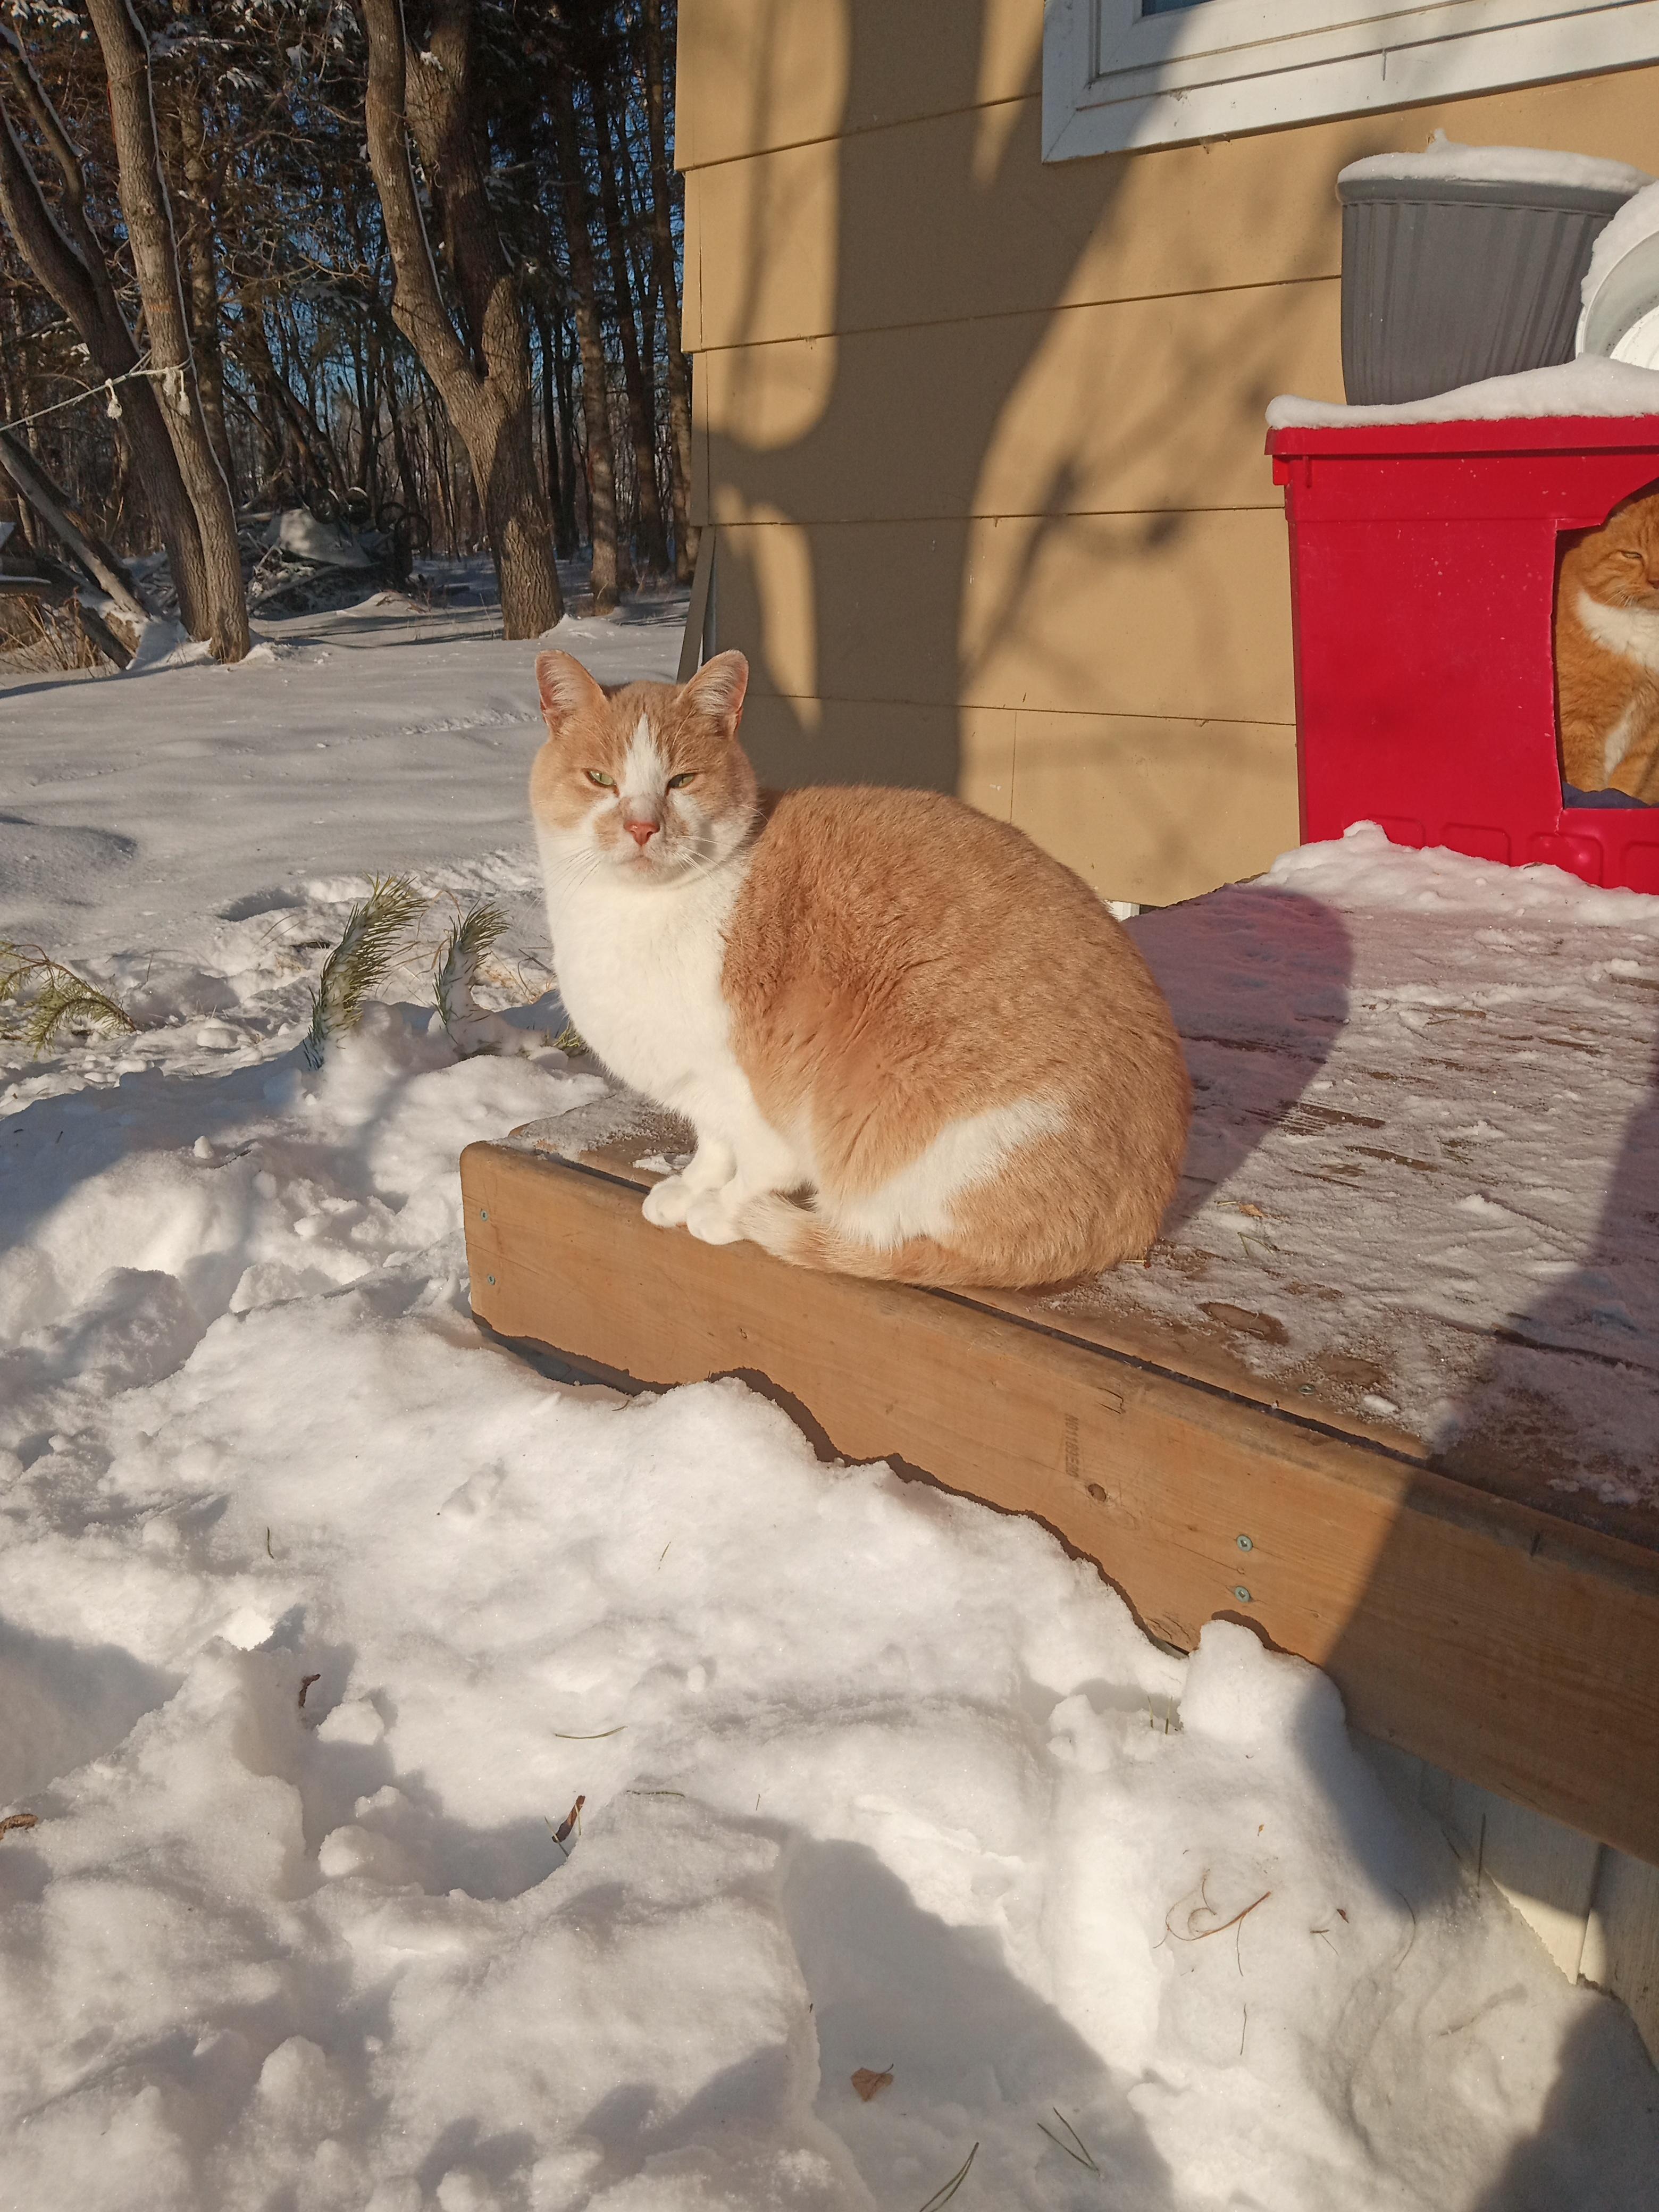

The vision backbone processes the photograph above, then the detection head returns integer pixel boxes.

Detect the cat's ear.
[536,650,606,733]
[681,650,749,734]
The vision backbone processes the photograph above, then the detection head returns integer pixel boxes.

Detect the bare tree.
[549,45,618,609]
[0,3,694,622]
[0,23,213,637]
[358,0,561,638]
[82,0,248,659]
[167,72,234,498]
[588,46,667,577]
[640,0,693,580]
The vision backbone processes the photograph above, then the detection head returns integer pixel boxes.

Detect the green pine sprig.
[0,941,137,1054]
[301,876,428,1068]
[433,895,510,1051]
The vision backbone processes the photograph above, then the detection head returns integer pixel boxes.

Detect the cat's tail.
[735,1193,983,1288]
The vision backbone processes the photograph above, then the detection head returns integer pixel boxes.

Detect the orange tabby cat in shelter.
[531,648,1191,1289]
[1556,490,1659,802]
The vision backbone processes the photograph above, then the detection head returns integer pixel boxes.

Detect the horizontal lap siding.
[679,0,1659,900]
[1007,710,1298,903]
[713,512,1294,720]
[738,695,1297,906]
[697,288,1339,521]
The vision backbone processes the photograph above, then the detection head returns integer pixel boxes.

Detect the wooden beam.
[462,1138,1659,1868]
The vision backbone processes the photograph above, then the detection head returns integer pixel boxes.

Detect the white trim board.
[1043,0,1659,158]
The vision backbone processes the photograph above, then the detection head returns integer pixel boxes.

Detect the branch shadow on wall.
[703,0,1350,895]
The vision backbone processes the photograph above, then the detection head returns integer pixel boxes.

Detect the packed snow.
[1339,132,1650,198]
[2,586,1656,2207]
[1267,354,1659,429]
[267,508,375,570]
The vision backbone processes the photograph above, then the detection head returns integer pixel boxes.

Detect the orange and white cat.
[1556,491,1659,802]
[530,648,1190,1289]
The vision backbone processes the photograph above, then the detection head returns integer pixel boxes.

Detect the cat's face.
[1569,491,1659,611]
[531,650,758,884]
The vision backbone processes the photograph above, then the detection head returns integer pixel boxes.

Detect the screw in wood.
[1236,1534,1254,1551]
[1233,1585,1252,1604]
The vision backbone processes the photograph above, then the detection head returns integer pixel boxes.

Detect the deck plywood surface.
[464,832,1659,1861]
[1100,833,1659,1543]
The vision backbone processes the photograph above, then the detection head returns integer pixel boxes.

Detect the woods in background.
[0,0,690,653]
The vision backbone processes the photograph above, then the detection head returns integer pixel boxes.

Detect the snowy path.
[0,567,686,957]
[2,592,1656,2208]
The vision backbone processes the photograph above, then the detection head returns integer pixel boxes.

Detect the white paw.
[685,1192,744,1245]
[642,1174,694,1228]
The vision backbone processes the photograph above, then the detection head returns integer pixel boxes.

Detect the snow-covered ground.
[2,581,1656,2209]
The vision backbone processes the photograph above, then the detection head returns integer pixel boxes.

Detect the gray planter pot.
[1339,173,1635,406]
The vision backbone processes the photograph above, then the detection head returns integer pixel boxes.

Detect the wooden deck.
[462,860,1659,1867]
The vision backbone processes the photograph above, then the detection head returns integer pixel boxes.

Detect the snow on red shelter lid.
[1264,357,1659,451]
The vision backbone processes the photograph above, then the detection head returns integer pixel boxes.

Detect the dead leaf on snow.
[851,2067,893,2102]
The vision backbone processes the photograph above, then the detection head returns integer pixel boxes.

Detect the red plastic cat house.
[1268,414,1659,893]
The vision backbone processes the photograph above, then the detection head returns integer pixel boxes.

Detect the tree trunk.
[550,60,618,610]
[0,27,212,634]
[533,302,573,560]
[551,301,579,557]
[361,319,385,507]
[382,352,420,579]
[641,0,694,580]
[589,65,668,577]
[83,0,248,660]
[170,79,235,502]
[357,0,561,639]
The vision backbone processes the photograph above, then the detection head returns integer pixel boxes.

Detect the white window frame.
[1043,0,1659,159]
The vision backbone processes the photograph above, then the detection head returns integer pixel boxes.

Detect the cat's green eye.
[585,769,616,788]
[666,772,697,790]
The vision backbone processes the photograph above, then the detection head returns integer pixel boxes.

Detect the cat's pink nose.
[626,818,659,848]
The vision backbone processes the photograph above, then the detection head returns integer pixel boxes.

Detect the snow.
[1266,814,1659,928]
[0,560,685,959]
[1267,354,1659,428]
[3,598,1657,2206]
[1065,823,1659,1514]
[1339,131,1650,198]
[268,508,374,569]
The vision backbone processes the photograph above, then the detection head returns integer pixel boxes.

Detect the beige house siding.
[677,0,1659,903]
